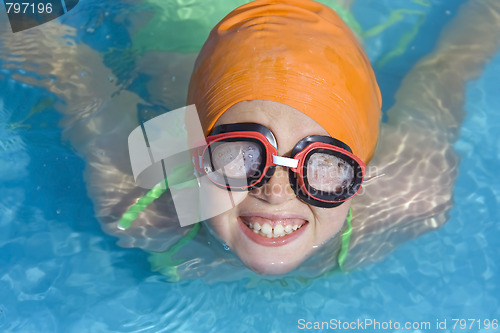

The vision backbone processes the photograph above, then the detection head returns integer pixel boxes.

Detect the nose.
[250,166,296,204]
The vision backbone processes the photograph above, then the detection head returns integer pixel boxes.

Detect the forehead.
[213,100,329,154]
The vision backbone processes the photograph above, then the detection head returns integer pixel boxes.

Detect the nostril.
[250,167,296,204]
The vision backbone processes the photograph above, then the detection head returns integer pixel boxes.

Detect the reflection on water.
[1,0,500,282]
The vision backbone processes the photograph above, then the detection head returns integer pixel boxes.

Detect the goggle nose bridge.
[272,155,299,169]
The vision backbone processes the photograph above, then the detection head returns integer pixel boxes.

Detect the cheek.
[207,211,236,245]
[197,178,248,227]
[311,203,351,245]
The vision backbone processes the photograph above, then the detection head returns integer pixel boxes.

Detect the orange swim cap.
[187,0,381,162]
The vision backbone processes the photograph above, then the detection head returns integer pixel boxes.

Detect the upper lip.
[240,212,307,220]
[239,212,309,227]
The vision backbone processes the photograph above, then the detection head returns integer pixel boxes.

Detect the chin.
[238,255,306,275]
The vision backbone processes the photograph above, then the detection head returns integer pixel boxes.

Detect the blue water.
[1,0,499,332]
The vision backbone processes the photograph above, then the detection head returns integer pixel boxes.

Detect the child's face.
[202,100,351,275]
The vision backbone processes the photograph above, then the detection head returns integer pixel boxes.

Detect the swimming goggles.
[194,123,366,208]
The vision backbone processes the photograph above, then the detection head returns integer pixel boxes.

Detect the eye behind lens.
[210,141,261,177]
[305,152,355,193]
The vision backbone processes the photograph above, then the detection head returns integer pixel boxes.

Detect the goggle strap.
[272,155,299,168]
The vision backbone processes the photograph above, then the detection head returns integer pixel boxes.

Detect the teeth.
[274,224,284,235]
[245,221,304,238]
[261,223,272,235]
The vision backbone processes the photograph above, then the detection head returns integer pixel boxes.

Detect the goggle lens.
[305,152,354,193]
[208,140,263,179]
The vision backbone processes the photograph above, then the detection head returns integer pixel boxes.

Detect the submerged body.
[2,0,500,280]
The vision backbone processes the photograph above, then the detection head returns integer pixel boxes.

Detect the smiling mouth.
[240,216,307,238]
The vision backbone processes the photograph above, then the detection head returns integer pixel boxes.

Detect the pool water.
[1,0,499,332]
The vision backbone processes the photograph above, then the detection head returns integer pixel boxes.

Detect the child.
[7,0,498,279]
